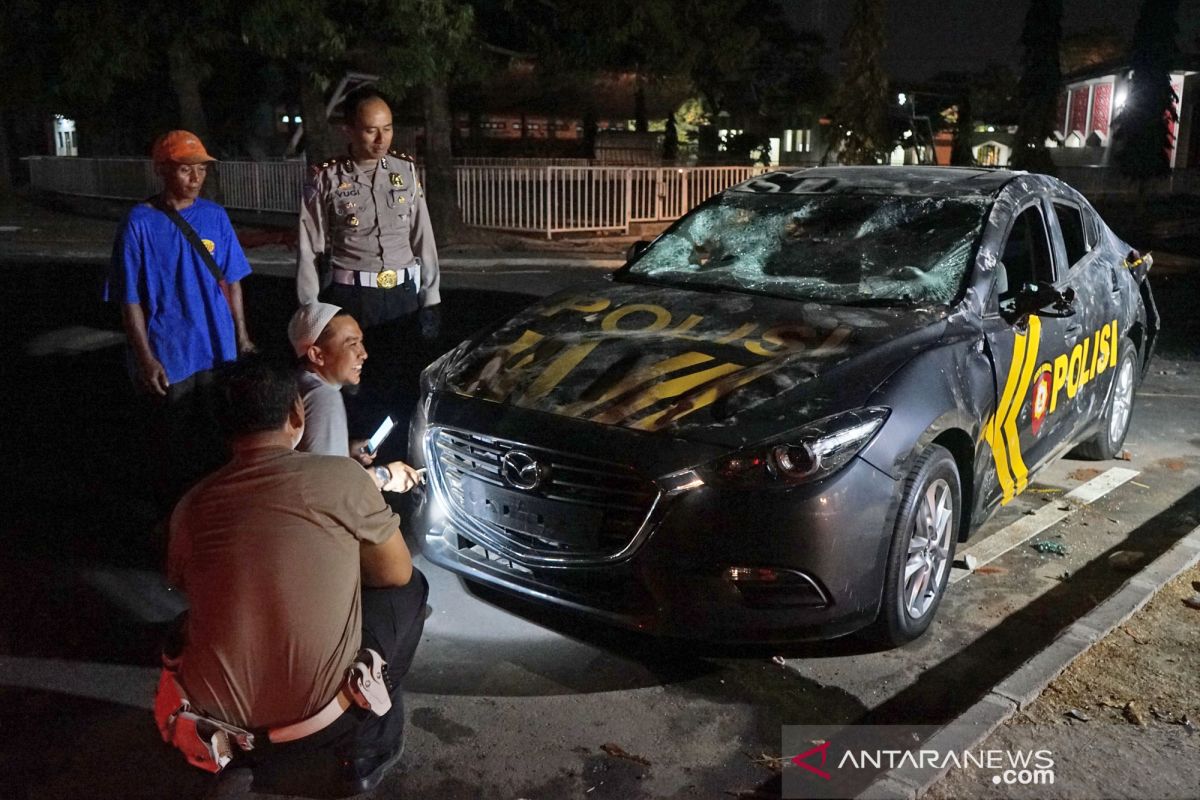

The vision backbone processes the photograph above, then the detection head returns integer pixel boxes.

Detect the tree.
[53,1,239,146]
[373,0,478,241]
[1111,0,1181,189]
[831,0,890,165]
[663,113,679,162]
[0,0,60,189]
[1010,0,1062,173]
[1061,27,1125,74]
[951,96,976,166]
[243,0,479,239]
[510,0,768,156]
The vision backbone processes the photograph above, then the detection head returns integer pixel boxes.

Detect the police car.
[409,167,1158,644]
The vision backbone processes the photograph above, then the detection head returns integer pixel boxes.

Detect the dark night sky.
[787,0,1200,80]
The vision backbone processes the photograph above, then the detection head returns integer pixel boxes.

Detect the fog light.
[724,566,828,608]
[726,566,781,583]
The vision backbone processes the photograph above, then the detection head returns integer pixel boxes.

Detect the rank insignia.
[338,181,352,191]
[390,173,404,188]
[348,215,359,227]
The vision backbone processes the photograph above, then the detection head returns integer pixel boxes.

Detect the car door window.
[997,205,1054,311]
[1052,202,1089,269]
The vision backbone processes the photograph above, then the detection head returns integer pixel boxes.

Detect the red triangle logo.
[791,740,832,780]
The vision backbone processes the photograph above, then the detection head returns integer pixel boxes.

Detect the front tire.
[878,445,960,646]
[1075,338,1137,460]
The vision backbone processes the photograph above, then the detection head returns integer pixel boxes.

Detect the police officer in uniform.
[297,88,440,340]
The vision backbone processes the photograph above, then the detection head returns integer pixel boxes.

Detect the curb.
[856,524,1200,799]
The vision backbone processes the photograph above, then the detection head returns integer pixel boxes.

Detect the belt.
[267,687,354,744]
[331,266,417,290]
[157,669,353,751]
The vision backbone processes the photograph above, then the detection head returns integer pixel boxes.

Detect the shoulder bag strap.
[147,195,227,285]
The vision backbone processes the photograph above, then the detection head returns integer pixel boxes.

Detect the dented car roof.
[734,166,1019,198]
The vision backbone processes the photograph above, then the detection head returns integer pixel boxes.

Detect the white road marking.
[950,467,1140,583]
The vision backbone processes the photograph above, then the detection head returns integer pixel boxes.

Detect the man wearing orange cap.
[105,130,256,508]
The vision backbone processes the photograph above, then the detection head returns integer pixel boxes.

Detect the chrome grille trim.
[425,426,663,566]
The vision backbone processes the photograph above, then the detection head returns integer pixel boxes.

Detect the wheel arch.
[930,428,975,542]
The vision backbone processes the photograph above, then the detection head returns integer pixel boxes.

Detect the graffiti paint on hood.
[445,289,858,433]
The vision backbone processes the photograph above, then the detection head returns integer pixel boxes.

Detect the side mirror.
[1010,281,1076,319]
[1124,249,1152,283]
[626,240,651,262]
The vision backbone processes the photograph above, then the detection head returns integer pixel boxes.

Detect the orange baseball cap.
[151,130,216,166]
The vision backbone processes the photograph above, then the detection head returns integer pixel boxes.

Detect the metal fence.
[627,166,762,222]
[453,157,592,167]
[24,156,767,237]
[215,160,308,213]
[26,157,160,202]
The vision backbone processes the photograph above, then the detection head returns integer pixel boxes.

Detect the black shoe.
[338,735,405,795]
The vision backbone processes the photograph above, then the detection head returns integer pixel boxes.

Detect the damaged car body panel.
[410,166,1158,644]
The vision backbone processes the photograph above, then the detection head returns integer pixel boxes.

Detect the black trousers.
[321,281,420,331]
[142,368,227,515]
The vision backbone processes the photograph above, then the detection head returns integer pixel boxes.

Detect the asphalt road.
[2,259,1199,799]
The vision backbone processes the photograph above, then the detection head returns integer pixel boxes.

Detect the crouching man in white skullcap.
[288,302,422,493]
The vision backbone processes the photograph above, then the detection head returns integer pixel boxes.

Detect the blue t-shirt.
[106,198,252,384]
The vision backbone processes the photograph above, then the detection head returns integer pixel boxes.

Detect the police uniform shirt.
[297,152,440,307]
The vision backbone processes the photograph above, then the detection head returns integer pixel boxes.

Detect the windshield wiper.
[838,296,917,308]
[617,272,732,294]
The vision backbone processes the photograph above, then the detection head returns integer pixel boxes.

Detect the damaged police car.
[409,167,1158,644]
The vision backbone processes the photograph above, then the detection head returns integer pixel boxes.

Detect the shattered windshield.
[625,192,989,305]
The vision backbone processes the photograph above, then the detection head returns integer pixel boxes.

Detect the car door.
[980,192,1078,507]
[1042,195,1122,443]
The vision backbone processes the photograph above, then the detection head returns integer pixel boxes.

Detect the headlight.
[703,407,889,487]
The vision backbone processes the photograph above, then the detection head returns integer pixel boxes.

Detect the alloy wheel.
[902,477,953,619]
[1108,356,1135,444]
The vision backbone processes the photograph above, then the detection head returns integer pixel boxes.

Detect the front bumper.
[410,393,901,642]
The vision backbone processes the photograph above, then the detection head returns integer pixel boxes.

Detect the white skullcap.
[288,302,343,357]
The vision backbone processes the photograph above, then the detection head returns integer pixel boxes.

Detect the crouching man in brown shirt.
[164,357,427,795]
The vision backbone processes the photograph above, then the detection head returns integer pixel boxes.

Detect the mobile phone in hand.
[363,415,396,456]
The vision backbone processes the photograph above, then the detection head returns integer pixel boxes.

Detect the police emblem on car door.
[981,197,1076,506]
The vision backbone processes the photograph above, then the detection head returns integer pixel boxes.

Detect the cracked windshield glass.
[628,191,990,306]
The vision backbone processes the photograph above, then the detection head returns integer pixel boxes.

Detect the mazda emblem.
[500,449,545,491]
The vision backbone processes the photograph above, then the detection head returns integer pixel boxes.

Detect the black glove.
[418,304,441,340]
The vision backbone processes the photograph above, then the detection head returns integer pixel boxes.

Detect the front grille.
[430,427,659,562]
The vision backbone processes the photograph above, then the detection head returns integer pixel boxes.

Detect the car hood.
[439,281,950,447]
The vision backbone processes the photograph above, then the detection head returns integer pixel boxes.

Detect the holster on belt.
[154,670,249,773]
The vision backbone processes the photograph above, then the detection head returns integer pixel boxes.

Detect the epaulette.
[313,157,352,171]
[388,149,416,162]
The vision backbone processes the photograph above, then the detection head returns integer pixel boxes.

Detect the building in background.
[51,115,78,157]
[1052,59,1200,169]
